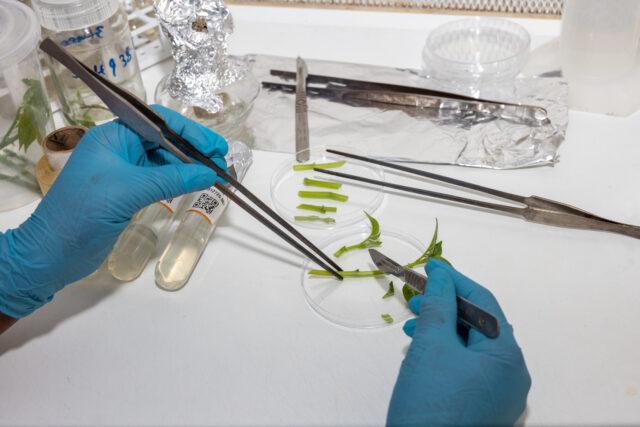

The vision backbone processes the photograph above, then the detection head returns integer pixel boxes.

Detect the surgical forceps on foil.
[263,70,550,127]
[314,150,640,240]
[39,38,344,280]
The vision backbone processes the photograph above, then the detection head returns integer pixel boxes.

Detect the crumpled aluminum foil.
[154,0,245,113]
[247,54,568,169]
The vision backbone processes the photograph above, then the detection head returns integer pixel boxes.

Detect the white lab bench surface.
[1,6,639,426]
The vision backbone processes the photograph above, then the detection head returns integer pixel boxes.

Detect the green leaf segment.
[296,204,337,214]
[303,177,342,189]
[402,285,420,303]
[298,191,348,202]
[382,281,395,299]
[293,160,346,171]
[381,314,394,324]
[294,215,335,224]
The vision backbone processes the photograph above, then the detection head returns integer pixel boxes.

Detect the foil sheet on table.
[245,54,568,169]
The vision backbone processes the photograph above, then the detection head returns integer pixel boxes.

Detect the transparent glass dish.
[270,145,385,229]
[301,226,424,329]
[155,70,259,143]
[422,17,530,83]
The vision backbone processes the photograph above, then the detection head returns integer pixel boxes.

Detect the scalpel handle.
[456,296,501,339]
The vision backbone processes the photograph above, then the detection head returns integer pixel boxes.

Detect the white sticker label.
[186,187,227,224]
[156,197,181,214]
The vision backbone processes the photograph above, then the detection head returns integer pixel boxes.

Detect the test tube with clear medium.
[155,141,253,291]
[107,196,191,281]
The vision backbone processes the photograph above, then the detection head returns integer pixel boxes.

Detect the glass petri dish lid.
[270,145,385,229]
[422,17,531,82]
[301,226,425,329]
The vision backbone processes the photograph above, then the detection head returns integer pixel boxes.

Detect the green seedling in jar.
[0,79,52,191]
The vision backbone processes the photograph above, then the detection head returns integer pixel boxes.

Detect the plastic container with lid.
[0,0,54,211]
[32,0,146,126]
[560,0,640,116]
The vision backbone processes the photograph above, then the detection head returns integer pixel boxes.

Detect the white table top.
[1,6,640,425]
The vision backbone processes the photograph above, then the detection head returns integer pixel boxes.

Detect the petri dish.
[301,226,425,329]
[422,17,530,82]
[270,145,385,229]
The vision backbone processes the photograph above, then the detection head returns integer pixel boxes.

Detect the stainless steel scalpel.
[369,249,500,338]
[295,57,310,162]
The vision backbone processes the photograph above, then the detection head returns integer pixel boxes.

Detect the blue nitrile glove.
[388,259,531,426]
[0,105,227,318]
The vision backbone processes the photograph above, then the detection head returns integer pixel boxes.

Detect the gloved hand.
[388,259,531,426]
[0,105,227,318]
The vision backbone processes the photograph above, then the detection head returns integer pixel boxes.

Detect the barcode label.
[187,187,227,224]
[193,193,219,215]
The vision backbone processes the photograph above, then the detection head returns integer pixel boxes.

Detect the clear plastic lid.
[0,0,41,69]
[422,17,531,82]
[32,0,119,31]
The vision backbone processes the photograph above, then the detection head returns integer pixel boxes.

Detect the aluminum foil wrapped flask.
[154,0,259,142]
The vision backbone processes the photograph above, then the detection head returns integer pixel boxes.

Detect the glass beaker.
[560,0,640,116]
[0,0,54,211]
[33,0,146,126]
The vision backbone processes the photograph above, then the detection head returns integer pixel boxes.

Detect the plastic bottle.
[155,141,252,291]
[108,196,190,281]
[32,0,146,126]
[560,0,640,116]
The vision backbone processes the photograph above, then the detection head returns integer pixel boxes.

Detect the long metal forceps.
[315,149,640,240]
[39,38,344,280]
[265,70,550,127]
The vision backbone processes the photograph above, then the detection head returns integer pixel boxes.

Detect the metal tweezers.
[39,38,344,280]
[314,149,640,240]
[263,70,550,127]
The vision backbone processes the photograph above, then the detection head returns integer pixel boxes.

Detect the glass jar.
[0,0,54,211]
[155,70,259,143]
[33,0,146,126]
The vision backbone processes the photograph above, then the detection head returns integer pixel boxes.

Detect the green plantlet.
[308,219,449,278]
[1,79,50,153]
[382,281,395,299]
[293,160,346,171]
[333,211,381,257]
[303,177,342,189]
[298,191,348,202]
[296,204,337,214]
[405,219,451,268]
[294,215,336,224]
[381,313,394,324]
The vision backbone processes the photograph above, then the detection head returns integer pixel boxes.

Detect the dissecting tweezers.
[39,38,344,280]
[314,149,640,240]
[264,69,550,127]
